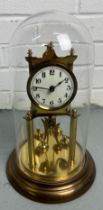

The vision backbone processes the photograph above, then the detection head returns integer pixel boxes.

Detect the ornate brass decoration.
[22,110,80,177]
[25,42,77,74]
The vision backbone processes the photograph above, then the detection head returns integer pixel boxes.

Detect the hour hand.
[32,86,49,90]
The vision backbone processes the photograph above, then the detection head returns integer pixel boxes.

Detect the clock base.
[6,150,96,203]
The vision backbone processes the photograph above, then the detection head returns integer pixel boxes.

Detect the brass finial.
[24,111,33,120]
[28,49,32,57]
[45,42,54,49]
[43,42,56,58]
[70,48,75,56]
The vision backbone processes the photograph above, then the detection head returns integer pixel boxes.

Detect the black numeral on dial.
[32,86,37,91]
[42,99,45,104]
[65,77,69,83]
[50,101,54,105]
[67,85,72,90]
[65,93,68,98]
[58,98,62,103]
[36,78,41,84]
[50,69,55,75]
[59,72,62,77]
[36,94,40,98]
[42,72,46,78]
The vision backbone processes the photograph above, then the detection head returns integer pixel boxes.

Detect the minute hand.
[54,78,65,88]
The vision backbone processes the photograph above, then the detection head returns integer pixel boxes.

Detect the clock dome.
[7,10,95,203]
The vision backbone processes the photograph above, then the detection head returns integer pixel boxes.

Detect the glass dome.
[7,11,95,203]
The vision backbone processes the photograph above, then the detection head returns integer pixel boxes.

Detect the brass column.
[26,112,35,170]
[69,109,78,166]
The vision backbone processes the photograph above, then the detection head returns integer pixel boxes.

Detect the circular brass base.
[6,150,96,203]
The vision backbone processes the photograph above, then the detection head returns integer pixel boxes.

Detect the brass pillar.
[69,109,78,166]
[26,112,35,170]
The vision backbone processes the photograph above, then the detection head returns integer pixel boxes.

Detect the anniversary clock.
[7,11,96,203]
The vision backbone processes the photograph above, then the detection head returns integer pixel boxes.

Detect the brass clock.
[7,42,95,203]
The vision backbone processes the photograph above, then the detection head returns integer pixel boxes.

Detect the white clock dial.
[28,65,77,110]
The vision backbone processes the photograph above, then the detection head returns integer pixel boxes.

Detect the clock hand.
[54,78,65,88]
[33,86,49,90]
[48,79,66,93]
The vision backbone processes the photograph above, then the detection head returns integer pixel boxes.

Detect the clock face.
[27,65,77,110]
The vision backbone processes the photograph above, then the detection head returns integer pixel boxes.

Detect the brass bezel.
[27,62,78,111]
